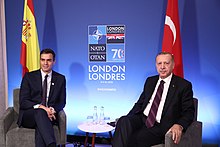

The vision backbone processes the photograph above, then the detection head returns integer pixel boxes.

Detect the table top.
[78,122,115,133]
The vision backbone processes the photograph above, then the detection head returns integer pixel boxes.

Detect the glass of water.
[86,115,93,125]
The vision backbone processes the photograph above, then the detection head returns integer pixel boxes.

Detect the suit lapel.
[161,75,177,117]
[146,77,158,101]
[49,71,57,99]
[142,76,159,110]
[36,70,43,92]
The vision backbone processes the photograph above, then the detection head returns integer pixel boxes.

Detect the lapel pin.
[172,85,175,87]
[52,83,54,85]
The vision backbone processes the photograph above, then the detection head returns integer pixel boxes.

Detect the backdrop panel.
[5,0,220,145]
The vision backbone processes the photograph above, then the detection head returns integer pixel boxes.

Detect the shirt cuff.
[179,124,184,131]
[50,107,56,113]
[33,104,41,109]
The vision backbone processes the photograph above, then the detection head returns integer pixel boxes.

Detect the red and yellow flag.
[20,0,40,77]
[162,0,184,78]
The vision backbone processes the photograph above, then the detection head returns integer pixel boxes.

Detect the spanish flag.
[20,0,40,77]
[162,0,184,78]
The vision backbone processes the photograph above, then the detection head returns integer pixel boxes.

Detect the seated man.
[112,52,195,147]
[17,48,66,147]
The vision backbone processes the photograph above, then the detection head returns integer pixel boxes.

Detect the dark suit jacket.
[17,69,66,127]
[128,74,195,134]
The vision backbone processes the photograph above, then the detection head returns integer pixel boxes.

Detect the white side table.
[78,122,115,147]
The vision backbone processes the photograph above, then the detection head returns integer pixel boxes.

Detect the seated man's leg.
[35,126,47,147]
[21,109,56,147]
[128,123,164,147]
[34,109,56,146]
[112,114,143,147]
[21,109,36,128]
[22,109,46,147]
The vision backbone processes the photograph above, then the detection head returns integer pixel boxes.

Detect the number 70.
[111,49,125,59]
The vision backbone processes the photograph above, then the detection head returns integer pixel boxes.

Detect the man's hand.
[166,124,183,144]
[49,107,56,120]
[39,105,56,121]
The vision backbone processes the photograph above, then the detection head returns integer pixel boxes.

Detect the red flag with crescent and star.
[162,0,184,78]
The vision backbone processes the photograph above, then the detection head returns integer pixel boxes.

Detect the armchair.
[152,98,202,147]
[0,88,67,147]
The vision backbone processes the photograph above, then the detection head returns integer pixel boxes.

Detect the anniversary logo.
[88,25,125,84]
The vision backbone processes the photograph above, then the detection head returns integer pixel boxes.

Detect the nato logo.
[88,26,106,44]
[88,25,125,62]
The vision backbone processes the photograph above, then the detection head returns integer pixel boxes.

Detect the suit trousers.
[21,108,56,147]
[112,114,164,147]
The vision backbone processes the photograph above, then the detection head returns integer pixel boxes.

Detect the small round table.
[78,122,115,147]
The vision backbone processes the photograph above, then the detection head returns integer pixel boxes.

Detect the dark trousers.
[112,114,164,147]
[21,108,56,147]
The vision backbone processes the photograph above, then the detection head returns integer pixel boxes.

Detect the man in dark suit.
[112,52,195,147]
[17,48,66,147]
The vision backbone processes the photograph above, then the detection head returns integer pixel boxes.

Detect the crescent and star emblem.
[165,15,176,45]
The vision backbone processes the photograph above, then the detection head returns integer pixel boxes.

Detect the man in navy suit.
[17,48,66,147]
[112,52,195,147]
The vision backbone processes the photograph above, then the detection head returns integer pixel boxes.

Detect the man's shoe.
[48,142,56,147]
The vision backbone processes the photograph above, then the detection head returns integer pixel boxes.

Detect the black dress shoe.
[48,142,56,147]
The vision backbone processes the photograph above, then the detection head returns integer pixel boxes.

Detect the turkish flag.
[162,0,184,78]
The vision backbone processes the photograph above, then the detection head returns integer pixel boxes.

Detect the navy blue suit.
[17,69,66,147]
[112,74,195,147]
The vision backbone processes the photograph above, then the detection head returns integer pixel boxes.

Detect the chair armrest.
[164,121,202,147]
[0,107,14,146]
[57,110,66,145]
[164,132,175,147]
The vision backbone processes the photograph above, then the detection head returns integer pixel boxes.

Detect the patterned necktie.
[42,75,48,106]
[145,80,165,128]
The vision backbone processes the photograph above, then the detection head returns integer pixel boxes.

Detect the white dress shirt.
[143,73,173,123]
[33,70,52,108]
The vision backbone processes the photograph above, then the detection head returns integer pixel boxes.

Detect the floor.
[67,134,112,147]
[65,144,220,147]
[66,143,112,147]
[65,143,220,147]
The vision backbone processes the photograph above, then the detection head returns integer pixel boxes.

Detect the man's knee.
[116,116,130,126]
[34,108,47,118]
